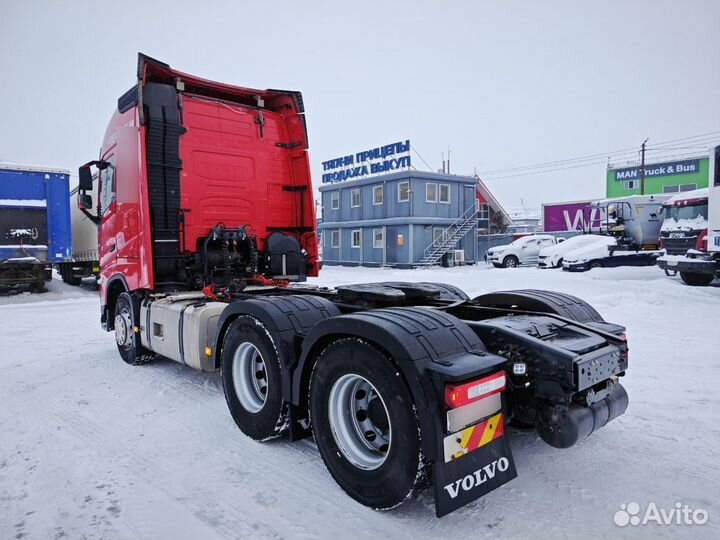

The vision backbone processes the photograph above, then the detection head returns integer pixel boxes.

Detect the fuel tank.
[139,294,226,371]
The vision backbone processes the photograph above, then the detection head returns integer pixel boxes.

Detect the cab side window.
[100,156,116,214]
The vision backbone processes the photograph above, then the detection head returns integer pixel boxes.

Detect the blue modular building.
[318,171,480,268]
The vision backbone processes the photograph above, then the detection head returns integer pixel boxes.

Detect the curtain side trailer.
[0,163,71,289]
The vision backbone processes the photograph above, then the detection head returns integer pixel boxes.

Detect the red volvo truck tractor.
[78,54,630,517]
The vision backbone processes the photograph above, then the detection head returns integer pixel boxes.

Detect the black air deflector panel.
[117,85,138,114]
[143,82,186,287]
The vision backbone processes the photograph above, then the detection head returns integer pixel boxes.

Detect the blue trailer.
[0,163,72,289]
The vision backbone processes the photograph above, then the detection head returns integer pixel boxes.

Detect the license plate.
[669,233,684,238]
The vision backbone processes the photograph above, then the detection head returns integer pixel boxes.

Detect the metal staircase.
[417,201,478,266]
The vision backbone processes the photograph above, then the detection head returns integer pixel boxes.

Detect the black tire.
[472,289,605,323]
[221,316,289,441]
[680,272,714,287]
[29,281,47,293]
[555,258,563,268]
[502,255,519,268]
[310,338,427,510]
[60,265,81,286]
[114,292,153,365]
[589,260,603,269]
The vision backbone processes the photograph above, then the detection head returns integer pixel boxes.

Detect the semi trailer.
[0,162,72,290]
[657,146,720,285]
[79,54,630,517]
[58,182,100,285]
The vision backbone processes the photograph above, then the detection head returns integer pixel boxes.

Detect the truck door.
[98,154,118,273]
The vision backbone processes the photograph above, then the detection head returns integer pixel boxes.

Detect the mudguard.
[296,307,502,462]
[434,436,517,517]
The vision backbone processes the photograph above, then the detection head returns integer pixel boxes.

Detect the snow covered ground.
[1,265,719,539]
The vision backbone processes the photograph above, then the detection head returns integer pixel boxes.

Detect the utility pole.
[640,138,648,195]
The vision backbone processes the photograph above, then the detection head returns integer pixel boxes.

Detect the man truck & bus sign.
[614,159,700,181]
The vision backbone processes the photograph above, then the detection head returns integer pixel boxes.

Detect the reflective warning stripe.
[444,413,504,462]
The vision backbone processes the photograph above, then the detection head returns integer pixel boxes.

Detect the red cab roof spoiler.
[136,52,305,114]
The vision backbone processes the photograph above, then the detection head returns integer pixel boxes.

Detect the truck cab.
[656,145,720,285]
[658,188,709,255]
[77,54,320,326]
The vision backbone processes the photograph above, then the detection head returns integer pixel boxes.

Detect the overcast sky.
[2,0,719,209]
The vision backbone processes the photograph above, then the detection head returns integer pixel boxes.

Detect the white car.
[486,235,562,268]
[537,234,613,269]
[562,236,619,271]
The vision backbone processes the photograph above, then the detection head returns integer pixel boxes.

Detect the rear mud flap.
[433,436,517,517]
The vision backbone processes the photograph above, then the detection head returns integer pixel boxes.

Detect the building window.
[398,181,410,202]
[439,184,450,203]
[373,228,384,248]
[351,229,361,248]
[373,185,383,205]
[624,180,639,191]
[426,182,438,203]
[479,203,489,220]
[330,191,339,210]
[351,188,361,207]
[662,185,680,193]
[680,183,697,192]
[331,230,340,248]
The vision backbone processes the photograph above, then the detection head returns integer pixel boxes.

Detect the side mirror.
[78,192,93,210]
[78,165,94,191]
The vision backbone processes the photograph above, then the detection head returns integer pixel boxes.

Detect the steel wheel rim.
[114,307,132,349]
[328,374,391,470]
[232,342,268,413]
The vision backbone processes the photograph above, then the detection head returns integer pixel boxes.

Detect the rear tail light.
[696,229,708,251]
[445,372,506,409]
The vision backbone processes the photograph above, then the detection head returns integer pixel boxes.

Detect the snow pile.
[661,215,708,232]
[0,266,718,539]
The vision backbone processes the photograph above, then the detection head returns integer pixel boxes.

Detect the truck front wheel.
[680,272,714,287]
[310,338,427,510]
[221,316,289,441]
[114,292,153,365]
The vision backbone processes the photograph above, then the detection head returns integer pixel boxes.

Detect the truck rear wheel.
[679,272,714,287]
[221,316,289,441]
[60,264,81,286]
[114,292,154,365]
[310,338,427,510]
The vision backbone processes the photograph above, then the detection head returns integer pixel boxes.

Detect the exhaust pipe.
[536,383,628,449]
